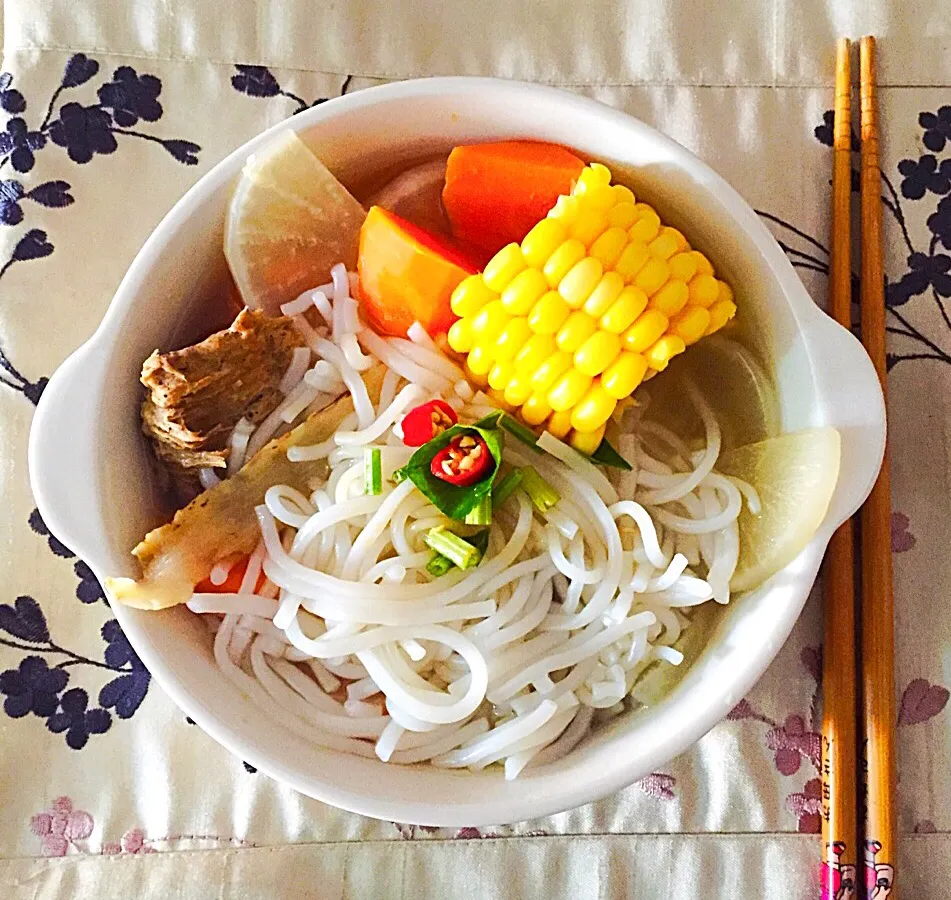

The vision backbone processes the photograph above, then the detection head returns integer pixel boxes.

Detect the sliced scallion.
[464,494,492,526]
[520,466,560,512]
[498,413,539,448]
[491,469,524,509]
[364,447,383,495]
[423,527,482,570]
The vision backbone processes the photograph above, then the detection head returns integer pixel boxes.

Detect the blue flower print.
[48,103,117,164]
[0,73,25,114]
[0,117,47,173]
[0,656,67,718]
[97,66,162,127]
[231,65,281,98]
[920,106,951,153]
[928,196,951,252]
[887,252,951,306]
[897,155,951,200]
[0,179,24,224]
[46,688,111,749]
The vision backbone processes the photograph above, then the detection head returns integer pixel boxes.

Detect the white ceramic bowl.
[28,78,885,826]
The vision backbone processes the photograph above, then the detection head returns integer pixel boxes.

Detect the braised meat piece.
[140,309,305,488]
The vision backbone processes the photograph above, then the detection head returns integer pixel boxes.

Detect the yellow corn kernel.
[583,272,625,318]
[576,183,615,212]
[521,391,553,426]
[608,202,639,229]
[521,218,568,269]
[543,239,587,288]
[630,207,661,243]
[717,280,734,306]
[494,317,533,361]
[688,273,720,308]
[528,291,571,334]
[513,333,557,374]
[548,368,592,412]
[569,212,609,247]
[690,250,714,276]
[558,257,603,308]
[466,342,495,377]
[500,268,549,315]
[577,163,611,191]
[547,194,580,224]
[635,257,670,296]
[611,184,636,206]
[664,227,688,252]
[530,351,573,392]
[450,275,496,317]
[648,229,681,260]
[668,251,698,283]
[470,299,510,343]
[555,310,598,353]
[622,309,669,352]
[600,286,648,333]
[613,241,649,282]
[645,335,686,371]
[643,368,657,382]
[568,424,606,455]
[705,299,737,335]
[447,318,474,353]
[574,330,621,376]
[503,372,535,407]
[546,409,574,439]
[588,227,629,269]
[488,361,515,391]
[486,388,515,413]
[602,351,648,398]
[483,243,526,292]
[671,306,711,345]
[570,382,618,433]
[650,279,689,316]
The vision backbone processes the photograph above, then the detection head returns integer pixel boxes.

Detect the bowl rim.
[28,75,885,826]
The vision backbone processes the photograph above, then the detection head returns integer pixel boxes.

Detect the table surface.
[2,2,950,897]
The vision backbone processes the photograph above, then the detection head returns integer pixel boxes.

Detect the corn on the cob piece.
[448,163,736,452]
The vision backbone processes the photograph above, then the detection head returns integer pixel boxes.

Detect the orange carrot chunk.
[442,141,586,256]
[357,206,477,338]
[194,556,265,594]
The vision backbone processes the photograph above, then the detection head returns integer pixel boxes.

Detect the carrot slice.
[442,141,586,256]
[357,206,477,338]
[194,556,264,594]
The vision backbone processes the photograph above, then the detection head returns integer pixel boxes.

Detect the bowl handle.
[28,341,105,561]
[803,309,887,530]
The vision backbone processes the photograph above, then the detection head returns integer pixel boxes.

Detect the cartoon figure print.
[821,841,857,900]
[865,841,894,900]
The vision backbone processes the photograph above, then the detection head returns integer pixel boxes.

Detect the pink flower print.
[785,777,822,833]
[898,679,950,725]
[726,698,756,721]
[635,772,676,800]
[29,796,93,856]
[890,512,915,553]
[102,828,155,855]
[766,715,822,775]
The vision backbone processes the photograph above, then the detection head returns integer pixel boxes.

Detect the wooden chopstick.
[820,36,859,898]
[860,34,897,899]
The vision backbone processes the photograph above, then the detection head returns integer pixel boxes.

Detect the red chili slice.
[430,432,493,486]
[401,399,458,447]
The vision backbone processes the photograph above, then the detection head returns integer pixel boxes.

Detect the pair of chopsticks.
[822,36,896,900]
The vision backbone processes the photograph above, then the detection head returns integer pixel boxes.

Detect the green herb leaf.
[497,413,540,449]
[589,437,633,471]
[393,424,505,521]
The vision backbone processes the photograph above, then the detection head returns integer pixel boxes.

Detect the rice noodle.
[190,269,748,776]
